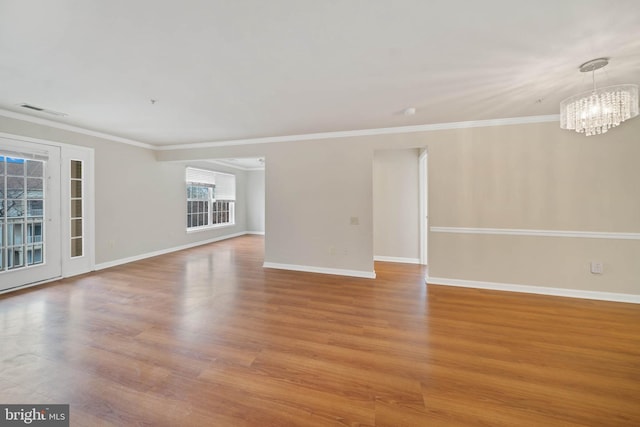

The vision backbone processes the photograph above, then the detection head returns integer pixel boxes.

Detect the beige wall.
[424,120,640,294]
[159,118,640,295]
[430,233,640,294]
[373,148,420,261]
[263,140,374,274]
[246,169,265,233]
[3,112,639,295]
[427,123,639,231]
[0,116,248,265]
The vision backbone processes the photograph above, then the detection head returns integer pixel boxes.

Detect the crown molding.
[155,115,560,151]
[0,108,155,150]
[1,107,560,152]
[206,159,265,171]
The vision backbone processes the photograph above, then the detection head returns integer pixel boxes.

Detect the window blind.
[186,167,216,186]
[214,172,236,200]
[185,167,235,200]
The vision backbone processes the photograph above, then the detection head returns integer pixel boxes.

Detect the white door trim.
[419,148,428,266]
[0,133,95,285]
[61,146,95,278]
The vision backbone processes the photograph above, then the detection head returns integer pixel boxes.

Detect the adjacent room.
[1,1,639,425]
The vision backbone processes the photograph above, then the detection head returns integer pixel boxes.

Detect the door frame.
[61,144,95,278]
[0,133,95,293]
[419,148,428,266]
[0,139,61,290]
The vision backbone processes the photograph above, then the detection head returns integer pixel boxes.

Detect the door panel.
[0,139,61,292]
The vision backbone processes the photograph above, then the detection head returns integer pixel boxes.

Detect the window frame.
[186,168,235,232]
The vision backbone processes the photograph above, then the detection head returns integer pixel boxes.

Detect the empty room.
[1,1,639,426]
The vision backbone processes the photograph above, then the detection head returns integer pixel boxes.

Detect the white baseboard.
[246,231,265,235]
[426,276,640,304]
[95,231,247,270]
[374,256,421,264]
[263,262,376,279]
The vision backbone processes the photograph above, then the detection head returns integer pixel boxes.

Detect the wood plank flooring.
[1,235,639,426]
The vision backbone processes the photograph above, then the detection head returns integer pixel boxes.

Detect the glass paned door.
[0,140,61,292]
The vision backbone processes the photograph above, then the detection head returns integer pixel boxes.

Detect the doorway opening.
[373,148,426,266]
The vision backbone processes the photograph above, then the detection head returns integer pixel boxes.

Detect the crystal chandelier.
[560,58,639,136]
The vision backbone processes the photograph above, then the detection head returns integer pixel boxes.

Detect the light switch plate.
[590,262,603,274]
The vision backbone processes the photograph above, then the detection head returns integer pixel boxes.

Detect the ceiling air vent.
[19,103,68,116]
[20,103,44,111]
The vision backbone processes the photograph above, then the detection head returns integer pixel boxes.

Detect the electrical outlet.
[590,262,603,274]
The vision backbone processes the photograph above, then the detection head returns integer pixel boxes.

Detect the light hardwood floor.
[1,235,639,426]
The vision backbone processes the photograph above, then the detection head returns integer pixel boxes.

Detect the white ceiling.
[1,0,639,147]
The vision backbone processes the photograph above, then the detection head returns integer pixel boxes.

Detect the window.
[70,160,84,257]
[0,155,45,271]
[186,168,235,230]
